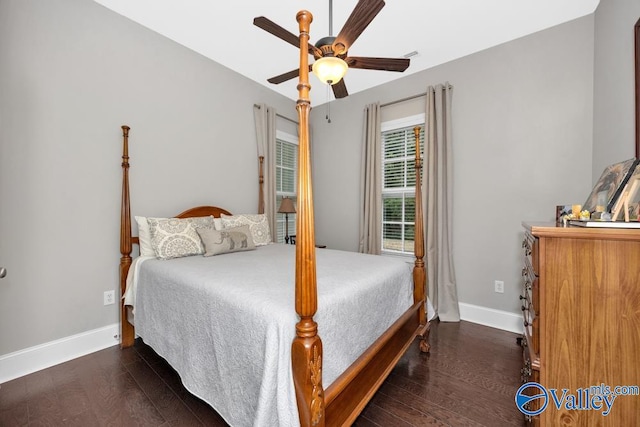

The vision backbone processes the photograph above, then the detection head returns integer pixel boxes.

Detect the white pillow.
[220,213,272,246]
[135,216,159,257]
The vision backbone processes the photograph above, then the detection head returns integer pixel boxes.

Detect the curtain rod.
[381,84,452,108]
[253,104,298,125]
[380,92,427,108]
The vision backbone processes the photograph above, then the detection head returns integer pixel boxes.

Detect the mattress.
[125,244,414,427]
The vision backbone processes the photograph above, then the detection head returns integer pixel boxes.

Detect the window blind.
[276,136,298,243]
[381,124,424,254]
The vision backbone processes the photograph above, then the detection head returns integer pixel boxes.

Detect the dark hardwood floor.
[0,321,525,426]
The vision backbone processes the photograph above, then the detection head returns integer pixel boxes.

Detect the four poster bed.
[119,11,430,427]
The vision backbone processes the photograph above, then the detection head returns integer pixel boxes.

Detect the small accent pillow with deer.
[197,225,256,256]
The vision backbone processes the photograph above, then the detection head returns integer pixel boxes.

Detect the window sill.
[381,251,415,262]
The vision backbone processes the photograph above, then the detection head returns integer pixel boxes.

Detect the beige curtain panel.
[424,83,460,322]
[358,102,382,254]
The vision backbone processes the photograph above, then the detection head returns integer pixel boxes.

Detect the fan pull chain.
[326,85,332,123]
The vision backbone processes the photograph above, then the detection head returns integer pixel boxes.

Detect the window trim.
[276,130,298,146]
[381,113,425,133]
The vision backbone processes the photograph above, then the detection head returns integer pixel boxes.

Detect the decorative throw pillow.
[147,216,215,260]
[197,225,256,256]
[220,213,272,246]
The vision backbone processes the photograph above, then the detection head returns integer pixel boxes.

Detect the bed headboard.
[127,206,232,249]
[174,206,232,219]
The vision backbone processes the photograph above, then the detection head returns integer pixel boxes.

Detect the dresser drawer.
[521,233,540,355]
[520,342,541,426]
[522,232,539,274]
[521,276,539,352]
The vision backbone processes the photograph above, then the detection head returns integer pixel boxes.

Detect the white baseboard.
[0,323,120,384]
[458,302,524,334]
[0,305,520,384]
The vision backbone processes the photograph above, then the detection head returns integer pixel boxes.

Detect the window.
[276,131,298,243]
[381,114,425,255]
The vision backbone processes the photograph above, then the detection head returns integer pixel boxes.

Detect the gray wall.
[593,0,640,178]
[0,0,294,355]
[311,16,595,315]
[2,0,637,359]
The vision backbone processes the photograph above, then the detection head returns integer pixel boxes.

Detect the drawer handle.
[520,360,532,382]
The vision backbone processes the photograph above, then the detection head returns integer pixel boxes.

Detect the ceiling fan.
[253,0,410,99]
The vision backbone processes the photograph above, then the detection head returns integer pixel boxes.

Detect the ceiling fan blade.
[267,65,313,84]
[253,16,321,57]
[332,79,349,99]
[267,69,299,84]
[332,0,385,55]
[347,56,410,72]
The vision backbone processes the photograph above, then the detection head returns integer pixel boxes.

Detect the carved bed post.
[120,125,135,348]
[413,126,430,353]
[291,10,325,427]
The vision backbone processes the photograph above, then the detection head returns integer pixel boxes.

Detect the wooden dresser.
[519,222,640,426]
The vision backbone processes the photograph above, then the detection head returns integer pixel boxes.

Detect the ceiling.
[93,0,600,106]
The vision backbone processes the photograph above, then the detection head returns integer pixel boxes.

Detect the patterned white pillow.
[147,216,215,259]
[220,213,272,246]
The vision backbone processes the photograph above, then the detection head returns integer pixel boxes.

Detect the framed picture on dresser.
[611,162,640,221]
[582,158,639,214]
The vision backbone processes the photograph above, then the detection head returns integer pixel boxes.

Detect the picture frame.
[582,158,639,213]
[612,162,640,221]
[555,205,572,223]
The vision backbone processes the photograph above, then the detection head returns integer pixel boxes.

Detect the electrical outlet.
[494,280,504,293]
[104,290,115,306]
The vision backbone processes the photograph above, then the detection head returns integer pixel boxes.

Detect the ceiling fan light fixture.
[312,56,348,85]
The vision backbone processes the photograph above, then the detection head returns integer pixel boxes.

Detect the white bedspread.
[128,244,414,427]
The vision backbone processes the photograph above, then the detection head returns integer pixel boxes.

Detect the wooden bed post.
[291,10,325,427]
[120,125,135,348]
[258,155,265,214]
[413,126,430,353]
